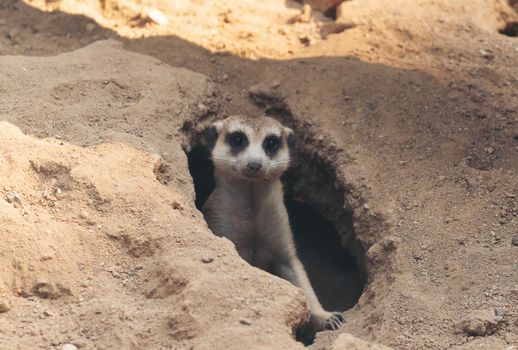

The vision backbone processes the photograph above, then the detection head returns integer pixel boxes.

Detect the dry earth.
[0,0,517,350]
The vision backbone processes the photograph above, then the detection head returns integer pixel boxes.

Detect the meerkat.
[202,115,344,332]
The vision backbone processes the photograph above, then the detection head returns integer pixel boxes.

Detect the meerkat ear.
[284,127,295,150]
[202,121,223,150]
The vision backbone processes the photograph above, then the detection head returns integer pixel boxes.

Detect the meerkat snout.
[246,160,262,172]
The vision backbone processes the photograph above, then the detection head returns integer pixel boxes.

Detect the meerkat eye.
[263,135,281,154]
[227,131,248,150]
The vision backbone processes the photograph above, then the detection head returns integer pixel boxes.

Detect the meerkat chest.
[206,181,291,265]
[229,195,278,239]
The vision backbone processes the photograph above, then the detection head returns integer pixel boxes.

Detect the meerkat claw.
[326,312,345,330]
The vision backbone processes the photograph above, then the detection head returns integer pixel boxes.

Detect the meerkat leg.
[272,257,344,331]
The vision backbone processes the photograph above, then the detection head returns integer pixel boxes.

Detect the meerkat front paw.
[324,312,345,330]
[311,311,345,331]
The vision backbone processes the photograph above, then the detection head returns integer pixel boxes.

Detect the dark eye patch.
[226,131,249,154]
[263,134,281,156]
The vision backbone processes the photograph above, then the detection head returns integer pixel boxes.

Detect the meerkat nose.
[247,161,263,172]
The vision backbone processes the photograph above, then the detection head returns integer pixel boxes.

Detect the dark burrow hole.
[499,21,518,37]
[186,143,365,344]
[293,0,338,19]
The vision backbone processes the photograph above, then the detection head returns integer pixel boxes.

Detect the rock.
[0,297,11,313]
[85,23,95,32]
[73,340,88,348]
[479,49,494,59]
[248,82,284,107]
[457,310,502,336]
[239,318,252,326]
[512,235,518,247]
[321,22,355,37]
[148,9,169,26]
[494,307,504,317]
[5,191,24,208]
[62,344,78,350]
[201,256,214,264]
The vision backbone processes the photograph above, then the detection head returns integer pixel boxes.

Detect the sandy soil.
[0,0,517,349]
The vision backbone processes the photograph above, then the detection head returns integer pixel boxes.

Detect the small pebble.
[512,235,518,247]
[494,307,504,317]
[240,318,252,325]
[85,23,95,31]
[0,298,11,313]
[62,344,78,350]
[74,340,88,348]
[479,49,493,59]
[458,310,500,336]
[201,256,214,264]
[148,9,169,26]
[5,191,24,208]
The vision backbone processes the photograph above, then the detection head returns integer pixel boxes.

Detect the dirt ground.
[0,0,517,349]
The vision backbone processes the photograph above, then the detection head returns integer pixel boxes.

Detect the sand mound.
[0,119,310,349]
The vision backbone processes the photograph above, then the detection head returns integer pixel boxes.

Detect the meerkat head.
[203,115,295,181]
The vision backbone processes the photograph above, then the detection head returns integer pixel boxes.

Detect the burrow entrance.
[499,21,518,37]
[184,129,366,342]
